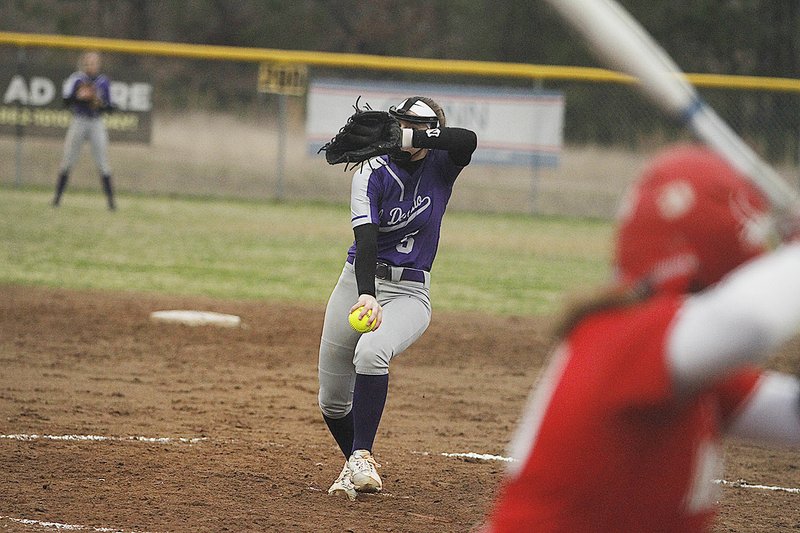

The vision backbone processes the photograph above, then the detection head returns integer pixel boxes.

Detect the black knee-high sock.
[101,174,116,210]
[351,373,389,453]
[53,171,69,205]
[323,411,354,459]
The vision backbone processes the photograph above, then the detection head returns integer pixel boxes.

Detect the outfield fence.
[1,31,799,218]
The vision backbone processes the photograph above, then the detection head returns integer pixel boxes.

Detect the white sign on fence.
[1,72,154,143]
[306,78,564,167]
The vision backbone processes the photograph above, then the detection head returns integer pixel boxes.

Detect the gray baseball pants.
[318,261,431,419]
[60,115,111,175]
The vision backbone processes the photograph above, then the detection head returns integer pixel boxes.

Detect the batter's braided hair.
[550,279,653,341]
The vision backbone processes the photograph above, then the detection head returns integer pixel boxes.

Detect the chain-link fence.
[2,43,798,219]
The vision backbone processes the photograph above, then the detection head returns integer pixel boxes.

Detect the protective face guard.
[389,107,438,126]
[389,97,440,128]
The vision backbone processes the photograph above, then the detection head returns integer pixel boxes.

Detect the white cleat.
[328,462,357,501]
[348,449,382,493]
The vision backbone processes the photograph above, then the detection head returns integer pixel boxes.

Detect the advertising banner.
[307,78,564,167]
[1,69,153,143]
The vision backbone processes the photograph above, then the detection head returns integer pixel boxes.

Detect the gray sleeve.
[667,243,800,395]
[727,372,800,445]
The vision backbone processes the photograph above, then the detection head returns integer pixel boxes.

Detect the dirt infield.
[2,285,800,532]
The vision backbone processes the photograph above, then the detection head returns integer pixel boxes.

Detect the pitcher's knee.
[318,390,352,419]
[353,348,390,375]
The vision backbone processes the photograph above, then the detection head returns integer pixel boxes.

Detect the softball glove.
[319,98,404,167]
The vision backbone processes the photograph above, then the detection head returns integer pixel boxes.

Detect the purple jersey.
[347,150,465,272]
[62,72,111,118]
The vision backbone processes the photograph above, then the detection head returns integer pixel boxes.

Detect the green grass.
[1,187,613,316]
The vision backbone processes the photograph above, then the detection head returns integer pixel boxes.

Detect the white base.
[149,310,241,328]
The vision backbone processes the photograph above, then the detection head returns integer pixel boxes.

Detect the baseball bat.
[543,0,798,213]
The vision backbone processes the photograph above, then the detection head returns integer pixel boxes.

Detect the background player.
[483,145,800,532]
[318,96,477,500]
[52,50,116,211]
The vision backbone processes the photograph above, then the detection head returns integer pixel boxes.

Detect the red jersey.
[487,294,761,533]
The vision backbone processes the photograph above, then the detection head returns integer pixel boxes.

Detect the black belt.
[375,262,428,284]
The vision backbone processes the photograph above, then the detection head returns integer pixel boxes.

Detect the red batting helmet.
[614,144,772,294]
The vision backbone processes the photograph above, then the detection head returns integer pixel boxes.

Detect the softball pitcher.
[317,96,477,500]
[52,50,116,211]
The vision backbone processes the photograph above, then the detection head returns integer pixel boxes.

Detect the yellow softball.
[348,307,376,333]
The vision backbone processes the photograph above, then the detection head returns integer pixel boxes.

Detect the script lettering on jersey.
[383,194,432,232]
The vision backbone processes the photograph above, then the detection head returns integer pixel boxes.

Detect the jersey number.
[396,231,419,254]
